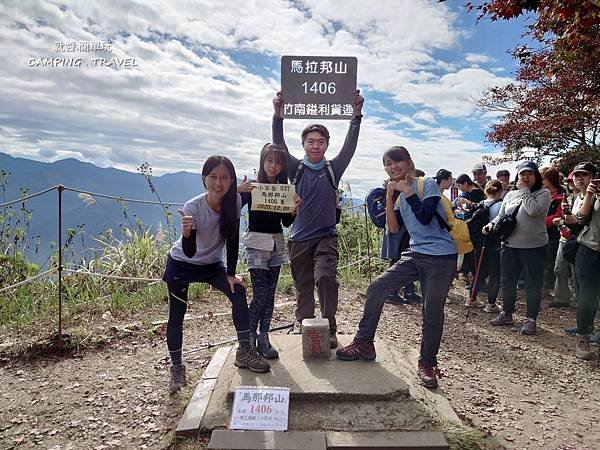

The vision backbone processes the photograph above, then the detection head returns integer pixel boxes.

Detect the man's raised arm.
[271,91,298,169]
[272,91,287,148]
[331,89,364,178]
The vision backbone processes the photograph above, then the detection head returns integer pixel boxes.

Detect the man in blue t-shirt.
[272,90,364,348]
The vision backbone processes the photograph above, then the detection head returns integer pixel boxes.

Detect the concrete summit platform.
[227,334,409,401]
[176,334,460,441]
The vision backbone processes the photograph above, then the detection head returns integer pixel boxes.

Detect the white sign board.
[230,386,290,431]
[250,183,295,213]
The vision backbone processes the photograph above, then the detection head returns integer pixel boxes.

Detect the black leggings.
[248,266,281,334]
[166,265,249,365]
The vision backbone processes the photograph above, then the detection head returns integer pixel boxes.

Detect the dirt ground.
[1,282,599,450]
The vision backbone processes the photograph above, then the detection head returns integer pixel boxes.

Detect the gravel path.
[1,283,598,449]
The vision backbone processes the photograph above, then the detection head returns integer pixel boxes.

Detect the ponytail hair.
[202,155,238,242]
[456,173,483,190]
[484,179,503,196]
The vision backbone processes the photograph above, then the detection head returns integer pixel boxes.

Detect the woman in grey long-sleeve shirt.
[484,161,551,335]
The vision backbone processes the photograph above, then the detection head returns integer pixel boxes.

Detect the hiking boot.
[385,292,408,305]
[465,298,484,308]
[336,340,376,361]
[256,333,279,359]
[590,334,600,347]
[235,346,271,373]
[169,364,187,394]
[521,318,537,335]
[576,336,593,360]
[417,362,439,389]
[564,326,578,335]
[490,311,513,326]
[403,291,422,303]
[329,331,338,349]
[483,303,501,313]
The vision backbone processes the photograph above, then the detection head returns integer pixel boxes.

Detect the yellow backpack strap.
[417,176,425,198]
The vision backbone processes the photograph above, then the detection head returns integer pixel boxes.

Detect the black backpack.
[291,160,343,224]
[465,199,501,247]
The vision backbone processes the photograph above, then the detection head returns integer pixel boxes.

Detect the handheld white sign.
[250,183,295,213]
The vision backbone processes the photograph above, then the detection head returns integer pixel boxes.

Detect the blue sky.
[0,0,534,196]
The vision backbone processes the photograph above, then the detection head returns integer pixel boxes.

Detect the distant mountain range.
[1,152,206,267]
[1,153,365,268]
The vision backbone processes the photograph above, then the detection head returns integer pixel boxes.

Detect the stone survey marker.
[301,318,331,360]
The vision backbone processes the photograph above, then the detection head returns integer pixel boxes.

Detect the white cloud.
[413,110,437,124]
[392,68,513,118]
[0,0,516,197]
[465,52,493,64]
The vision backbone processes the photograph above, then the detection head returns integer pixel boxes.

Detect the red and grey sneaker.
[336,340,376,361]
[417,362,441,389]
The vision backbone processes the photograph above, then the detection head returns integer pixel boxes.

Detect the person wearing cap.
[565,172,578,196]
[496,169,511,198]
[571,162,600,359]
[551,171,583,308]
[483,161,551,335]
[472,163,491,188]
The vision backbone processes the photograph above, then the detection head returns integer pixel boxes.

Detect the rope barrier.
[0,186,58,208]
[180,322,294,356]
[62,186,185,206]
[0,185,366,210]
[62,268,162,282]
[338,255,369,270]
[345,201,366,210]
[0,267,58,293]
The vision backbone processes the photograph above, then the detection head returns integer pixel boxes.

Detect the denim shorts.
[246,238,288,269]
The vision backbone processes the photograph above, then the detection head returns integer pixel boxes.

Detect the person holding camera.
[483,161,551,335]
[551,171,586,308]
[572,163,600,359]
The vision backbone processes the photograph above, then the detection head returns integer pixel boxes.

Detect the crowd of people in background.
[161,89,599,394]
[381,161,599,362]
